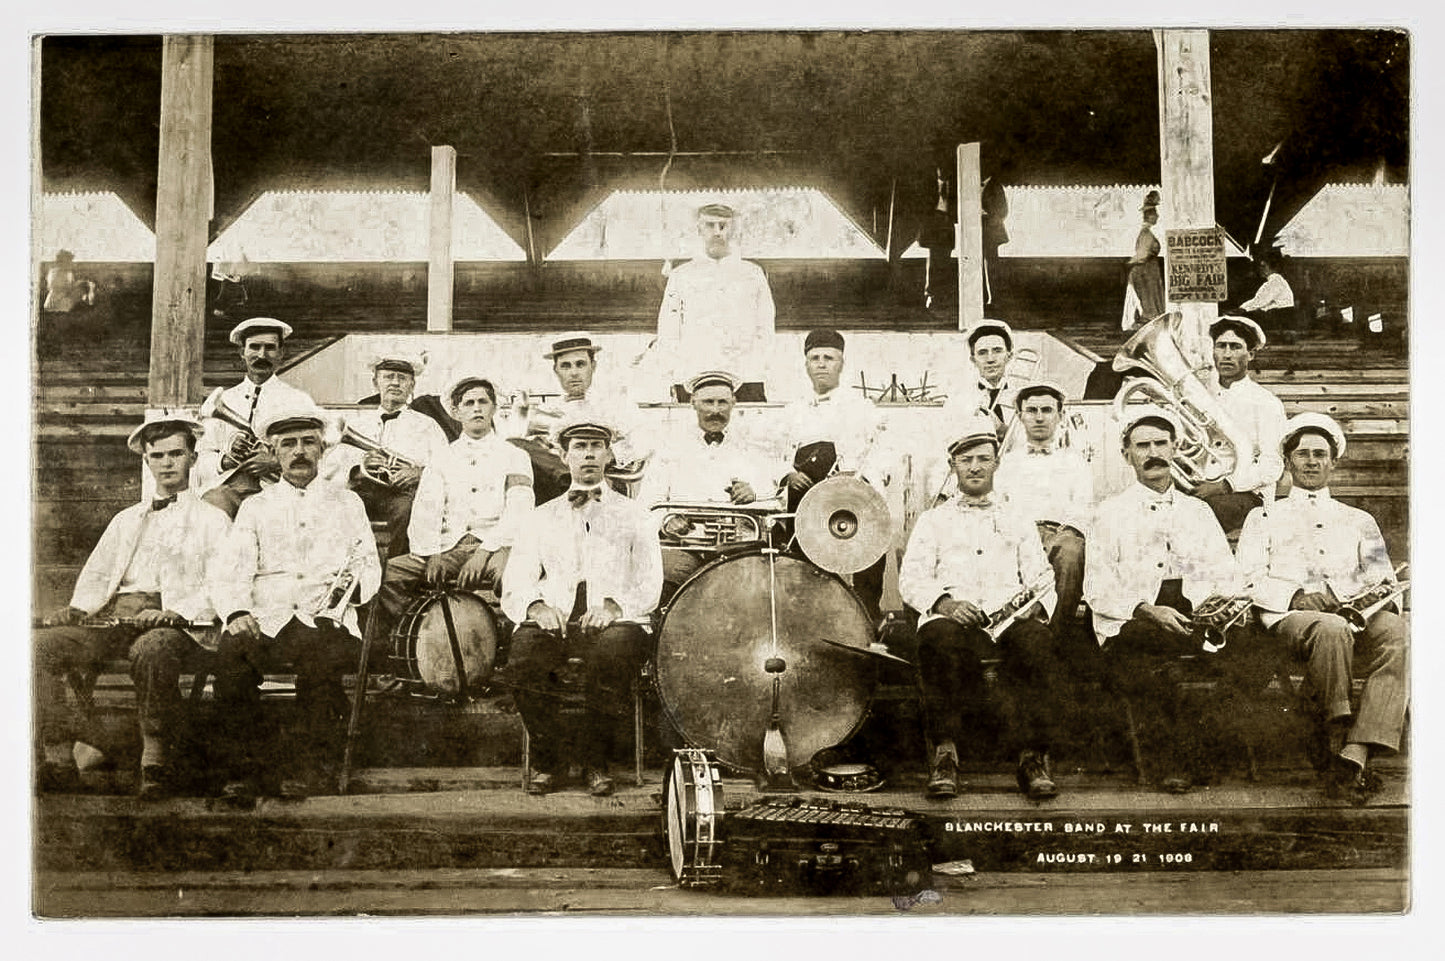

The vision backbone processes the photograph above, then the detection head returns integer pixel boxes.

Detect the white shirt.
[213,478,382,639]
[1084,482,1242,642]
[994,443,1095,535]
[501,485,663,625]
[321,406,451,486]
[1212,376,1287,496]
[656,253,776,384]
[1236,487,1397,629]
[781,386,888,482]
[638,425,781,512]
[899,494,1054,629]
[942,376,1019,435]
[519,391,648,467]
[407,431,535,556]
[70,490,231,647]
[196,375,318,492]
[1240,273,1295,312]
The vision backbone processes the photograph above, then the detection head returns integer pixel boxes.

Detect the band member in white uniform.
[778,329,890,620]
[1084,407,1244,794]
[322,350,449,557]
[992,381,1093,633]
[899,415,1062,802]
[1236,413,1408,801]
[211,403,382,804]
[500,413,663,797]
[1191,315,1288,537]
[655,203,776,401]
[373,375,535,641]
[638,369,780,600]
[35,412,230,798]
[196,318,317,519]
[942,320,1021,438]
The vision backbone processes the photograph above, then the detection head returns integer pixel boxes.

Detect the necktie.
[986,387,1004,424]
[569,580,589,622]
[246,383,261,427]
[703,431,724,445]
[567,487,602,509]
[379,410,401,423]
[151,495,176,512]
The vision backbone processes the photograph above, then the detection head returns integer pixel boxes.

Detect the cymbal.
[816,635,913,666]
[794,475,894,574]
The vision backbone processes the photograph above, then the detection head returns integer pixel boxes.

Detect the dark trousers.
[353,477,418,558]
[34,592,207,755]
[915,616,1061,754]
[1039,522,1086,633]
[213,618,358,782]
[375,536,509,634]
[507,622,648,774]
[201,473,263,521]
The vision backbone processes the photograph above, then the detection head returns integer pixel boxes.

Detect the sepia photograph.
[26,22,1413,920]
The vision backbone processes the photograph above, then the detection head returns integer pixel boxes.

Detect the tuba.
[1337,564,1410,634]
[199,386,272,471]
[338,421,421,487]
[1111,312,1255,493]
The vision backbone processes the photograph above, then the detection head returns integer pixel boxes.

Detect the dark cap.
[803,329,846,354]
[966,319,1013,352]
[1209,315,1266,351]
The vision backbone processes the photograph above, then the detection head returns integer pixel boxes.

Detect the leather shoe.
[1017,750,1058,800]
[1159,775,1193,795]
[526,772,555,796]
[585,768,615,797]
[926,747,960,799]
[137,765,170,801]
[1326,755,1381,804]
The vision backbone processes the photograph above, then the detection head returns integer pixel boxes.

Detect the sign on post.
[1165,227,1228,302]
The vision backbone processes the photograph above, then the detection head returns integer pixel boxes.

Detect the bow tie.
[151,495,176,512]
[1026,447,1052,456]
[379,410,402,423]
[957,495,993,510]
[703,431,725,445]
[567,487,603,509]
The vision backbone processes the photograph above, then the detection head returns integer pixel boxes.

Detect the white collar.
[1288,485,1332,503]
[1133,481,1176,505]
[457,431,496,448]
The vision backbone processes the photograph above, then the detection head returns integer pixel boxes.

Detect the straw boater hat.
[1209,315,1268,351]
[1118,405,1182,445]
[255,403,330,441]
[1281,412,1347,459]
[228,317,294,346]
[126,410,204,455]
[551,410,616,450]
[697,202,736,219]
[685,370,740,395]
[543,332,602,360]
[368,350,427,378]
[1013,380,1066,410]
[946,414,1000,458]
[966,319,1014,352]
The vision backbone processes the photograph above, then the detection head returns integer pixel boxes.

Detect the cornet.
[984,572,1057,642]
[1191,593,1254,652]
[199,387,276,476]
[338,421,422,487]
[314,539,370,624]
[1337,564,1410,634]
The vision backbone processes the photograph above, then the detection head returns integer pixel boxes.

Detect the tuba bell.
[338,421,421,487]
[1111,312,1254,493]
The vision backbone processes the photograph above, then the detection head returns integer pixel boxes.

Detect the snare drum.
[664,748,725,887]
[389,589,501,699]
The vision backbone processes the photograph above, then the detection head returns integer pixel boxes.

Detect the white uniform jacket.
[1236,486,1396,629]
[942,376,1020,434]
[1212,376,1288,497]
[637,426,782,514]
[994,444,1095,535]
[406,432,535,557]
[212,478,382,639]
[69,490,231,648]
[656,253,776,384]
[1084,482,1243,643]
[501,486,663,626]
[780,387,890,485]
[195,375,318,492]
[320,406,450,486]
[899,495,1055,629]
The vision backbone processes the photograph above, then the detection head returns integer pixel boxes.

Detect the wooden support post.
[427,145,457,332]
[955,142,985,331]
[1157,29,1219,367]
[147,35,213,407]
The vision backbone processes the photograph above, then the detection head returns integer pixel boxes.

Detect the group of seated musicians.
[34,312,1406,808]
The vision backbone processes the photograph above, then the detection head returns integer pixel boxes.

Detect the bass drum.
[654,550,877,774]
[389,590,501,698]
[663,748,724,887]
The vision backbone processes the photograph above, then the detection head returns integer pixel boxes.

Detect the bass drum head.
[391,591,500,696]
[655,552,876,774]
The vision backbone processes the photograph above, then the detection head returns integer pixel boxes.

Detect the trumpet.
[1338,565,1410,634]
[338,421,422,487]
[314,539,370,624]
[199,387,276,475]
[1111,312,1255,493]
[1191,593,1254,652]
[984,572,1057,642]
